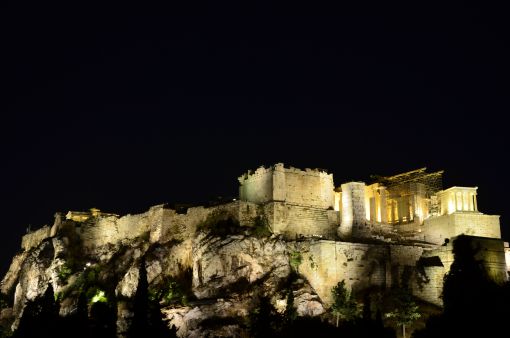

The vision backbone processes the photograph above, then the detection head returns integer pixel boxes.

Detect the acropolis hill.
[1,163,509,337]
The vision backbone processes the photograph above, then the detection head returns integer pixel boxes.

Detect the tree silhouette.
[414,235,510,337]
[13,285,59,338]
[331,280,359,327]
[128,257,176,338]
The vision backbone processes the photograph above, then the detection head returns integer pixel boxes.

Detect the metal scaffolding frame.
[373,167,444,198]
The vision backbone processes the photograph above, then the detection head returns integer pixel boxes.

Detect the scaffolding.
[370,168,444,224]
[373,167,444,198]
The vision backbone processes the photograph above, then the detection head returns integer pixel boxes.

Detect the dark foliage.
[128,257,177,338]
[281,317,395,338]
[12,285,59,338]
[13,284,100,338]
[413,235,510,338]
[247,296,278,338]
[88,301,117,338]
[246,283,395,338]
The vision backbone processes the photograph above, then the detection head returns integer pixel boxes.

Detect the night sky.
[1,1,509,274]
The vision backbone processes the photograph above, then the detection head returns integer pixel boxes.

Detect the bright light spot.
[91,290,107,303]
[86,262,91,267]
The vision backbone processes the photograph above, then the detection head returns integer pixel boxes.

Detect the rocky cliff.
[0,209,327,338]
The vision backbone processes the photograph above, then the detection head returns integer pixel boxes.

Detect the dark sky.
[1,1,509,274]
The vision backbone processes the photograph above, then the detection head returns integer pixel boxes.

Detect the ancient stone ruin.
[1,163,508,337]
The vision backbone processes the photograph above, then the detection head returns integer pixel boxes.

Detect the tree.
[13,285,60,338]
[331,280,359,327]
[384,288,420,338]
[129,257,176,338]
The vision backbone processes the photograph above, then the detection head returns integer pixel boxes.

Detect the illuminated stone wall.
[238,166,274,204]
[239,163,334,209]
[452,213,500,239]
[78,202,254,248]
[267,202,339,239]
[282,167,334,208]
[77,210,155,248]
[299,241,387,304]
[413,264,445,306]
[299,238,505,307]
[298,240,423,304]
[422,213,501,245]
[157,202,244,243]
[413,237,508,305]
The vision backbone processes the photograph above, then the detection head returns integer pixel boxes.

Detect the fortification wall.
[55,202,248,248]
[282,168,334,208]
[299,241,388,304]
[390,245,424,266]
[237,201,260,227]
[267,202,338,239]
[238,164,334,209]
[298,240,425,304]
[423,213,501,245]
[452,213,500,239]
[238,166,274,204]
[413,237,507,305]
[77,205,170,247]
[467,237,507,282]
[157,202,246,243]
[422,215,454,245]
[160,206,216,243]
[21,226,52,251]
[414,247,445,306]
[413,265,445,306]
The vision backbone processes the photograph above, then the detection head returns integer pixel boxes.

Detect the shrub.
[86,287,108,304]
[0,294,10,309]
[289,251,302,272]
[57,264,73,283]
[252,216,272,238]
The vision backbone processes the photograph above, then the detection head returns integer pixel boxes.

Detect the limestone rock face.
[192,234,291,299]
[1,222,329,337]
[0,252,28,295]
[116,265,140,298]
[146,239,193,285]
[162,295,253,338]
[10,240,54,330]
[294,284,325,317]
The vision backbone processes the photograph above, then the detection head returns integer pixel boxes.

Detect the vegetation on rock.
[289,251,302,273]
